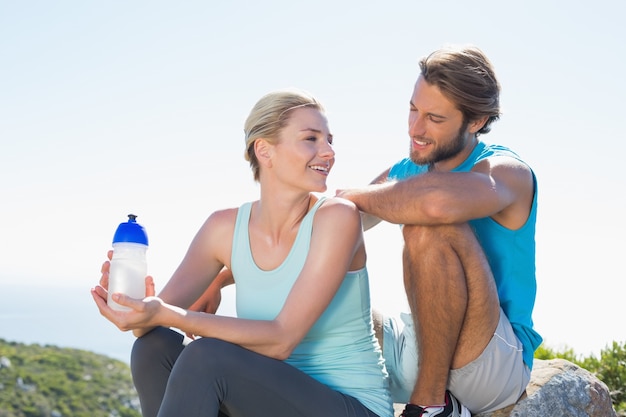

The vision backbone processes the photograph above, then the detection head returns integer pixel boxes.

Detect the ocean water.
[0,283,136,363]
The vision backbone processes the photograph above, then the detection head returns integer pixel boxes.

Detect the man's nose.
[409,114,426,137]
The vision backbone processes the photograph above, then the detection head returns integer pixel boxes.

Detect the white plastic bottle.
[108,214,149,311]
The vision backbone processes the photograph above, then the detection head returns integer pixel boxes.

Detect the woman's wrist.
[161,302,190,333]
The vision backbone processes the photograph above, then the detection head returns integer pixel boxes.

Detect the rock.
[393,359,617,416]
[476,358,616,417]
[0,356,10,369]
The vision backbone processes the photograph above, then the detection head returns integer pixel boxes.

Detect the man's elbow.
[421,200,459,225]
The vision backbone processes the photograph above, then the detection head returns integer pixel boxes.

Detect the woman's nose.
[319,141,335,158]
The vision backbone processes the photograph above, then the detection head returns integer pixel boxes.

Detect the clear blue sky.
[1,1,624,358]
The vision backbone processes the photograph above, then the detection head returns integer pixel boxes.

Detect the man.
[337,45,542,417]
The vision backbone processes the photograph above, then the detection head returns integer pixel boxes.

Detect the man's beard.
[410,119,470,169]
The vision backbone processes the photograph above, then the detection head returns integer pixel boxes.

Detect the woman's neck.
[253,192,314,241]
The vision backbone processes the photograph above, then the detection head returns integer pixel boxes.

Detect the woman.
[91,89,393,417]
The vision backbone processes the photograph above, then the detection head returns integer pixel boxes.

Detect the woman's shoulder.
[315,196,361,224]
[318,195,359,211]
[206,206,238,223]
[202,203,251,232]
[195,205,245,253]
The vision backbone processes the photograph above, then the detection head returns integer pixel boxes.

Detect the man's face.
[408,76,474,171]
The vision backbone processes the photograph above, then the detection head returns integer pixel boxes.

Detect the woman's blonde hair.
[244,88,324,181]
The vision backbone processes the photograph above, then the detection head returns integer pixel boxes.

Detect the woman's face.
[270,107,335,193]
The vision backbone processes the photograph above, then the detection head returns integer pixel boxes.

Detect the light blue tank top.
[231,197,393,417]
[388,142,543,369]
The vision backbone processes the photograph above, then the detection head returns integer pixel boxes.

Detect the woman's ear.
[254,138,273,168]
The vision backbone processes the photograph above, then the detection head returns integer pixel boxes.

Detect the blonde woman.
[92,89,393,417]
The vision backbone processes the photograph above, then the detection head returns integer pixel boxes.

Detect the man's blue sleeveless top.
[388,142,543,369]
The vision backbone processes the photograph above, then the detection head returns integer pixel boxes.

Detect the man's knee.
[402,223,474,248]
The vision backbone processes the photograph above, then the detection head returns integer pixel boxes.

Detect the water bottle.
[108,214,149,311]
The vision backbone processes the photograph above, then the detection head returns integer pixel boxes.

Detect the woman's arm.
[93,209,235,338]
[188,267,235,315]
[184,267,235,340]
[157,209,236,308]
[171,197,363,359]
[92,198,363,360]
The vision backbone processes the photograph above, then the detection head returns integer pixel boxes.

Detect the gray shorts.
[382,308,530,414]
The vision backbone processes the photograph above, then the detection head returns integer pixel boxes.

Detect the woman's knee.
[131,327,185,376]
[180,338,237,363]
[173,338,240,377]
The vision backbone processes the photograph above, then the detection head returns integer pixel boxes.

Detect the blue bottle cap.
[112,214,149,246]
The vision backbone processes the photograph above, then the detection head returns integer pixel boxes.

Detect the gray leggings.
[130,327,381,417]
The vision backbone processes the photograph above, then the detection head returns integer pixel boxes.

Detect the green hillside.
[0,339,139,417]
[1,337,624,416]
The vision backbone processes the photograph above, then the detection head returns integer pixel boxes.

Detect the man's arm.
[339,156,534,229]
[339,168,391,231]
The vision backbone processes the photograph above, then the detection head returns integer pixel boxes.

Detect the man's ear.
[468,116,489,134]
[254,138,273,167]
